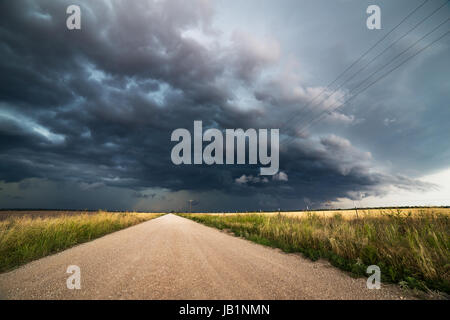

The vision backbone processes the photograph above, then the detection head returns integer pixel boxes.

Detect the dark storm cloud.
[0,0,437,210]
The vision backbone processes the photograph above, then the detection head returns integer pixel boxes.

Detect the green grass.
[0,211,163,273]
[180,212,450,294]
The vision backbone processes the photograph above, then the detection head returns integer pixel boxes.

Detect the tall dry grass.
[181,211,450,294]
[0,211,162,273]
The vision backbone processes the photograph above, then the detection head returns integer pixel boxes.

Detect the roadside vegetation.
[180,210,450,294]
[0,211,162,273]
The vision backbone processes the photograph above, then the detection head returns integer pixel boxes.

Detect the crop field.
[195,207,450,219]
[0,211,163,273]
[180,208,450,295]
[0,210,106,221]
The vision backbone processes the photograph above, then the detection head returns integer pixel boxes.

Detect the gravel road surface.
[0,214,413,299]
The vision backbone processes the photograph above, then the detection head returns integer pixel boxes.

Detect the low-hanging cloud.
[0,0,437,210]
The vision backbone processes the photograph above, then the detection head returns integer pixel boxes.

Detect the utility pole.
[303,199,309,212]
[354,201,359,219]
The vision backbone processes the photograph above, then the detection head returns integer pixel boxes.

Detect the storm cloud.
[0,0,447,211]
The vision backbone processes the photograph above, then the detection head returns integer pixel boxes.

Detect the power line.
[277,0,432,132]
[290,0,449,133]
[338,1,448,91]
[281,26,450,148]
[287,28,450,148]
[295,17,450,139]
[349,18,449,97]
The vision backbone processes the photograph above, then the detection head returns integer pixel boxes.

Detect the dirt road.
[0,214,413,299]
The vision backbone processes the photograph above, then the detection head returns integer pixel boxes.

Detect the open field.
[0,210,106,221]
[0,208,448,299]
[268,207,450,219]
[193,207,450,219]
[0,211,163,273]
[0,210,166,221]
[180,208,450,295]
[0,214,416,299]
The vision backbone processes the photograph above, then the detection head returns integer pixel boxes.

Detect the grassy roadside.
[179,212,450,294]
[0,211,163,273]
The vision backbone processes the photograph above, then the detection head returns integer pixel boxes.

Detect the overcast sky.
[0,0,449,211]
